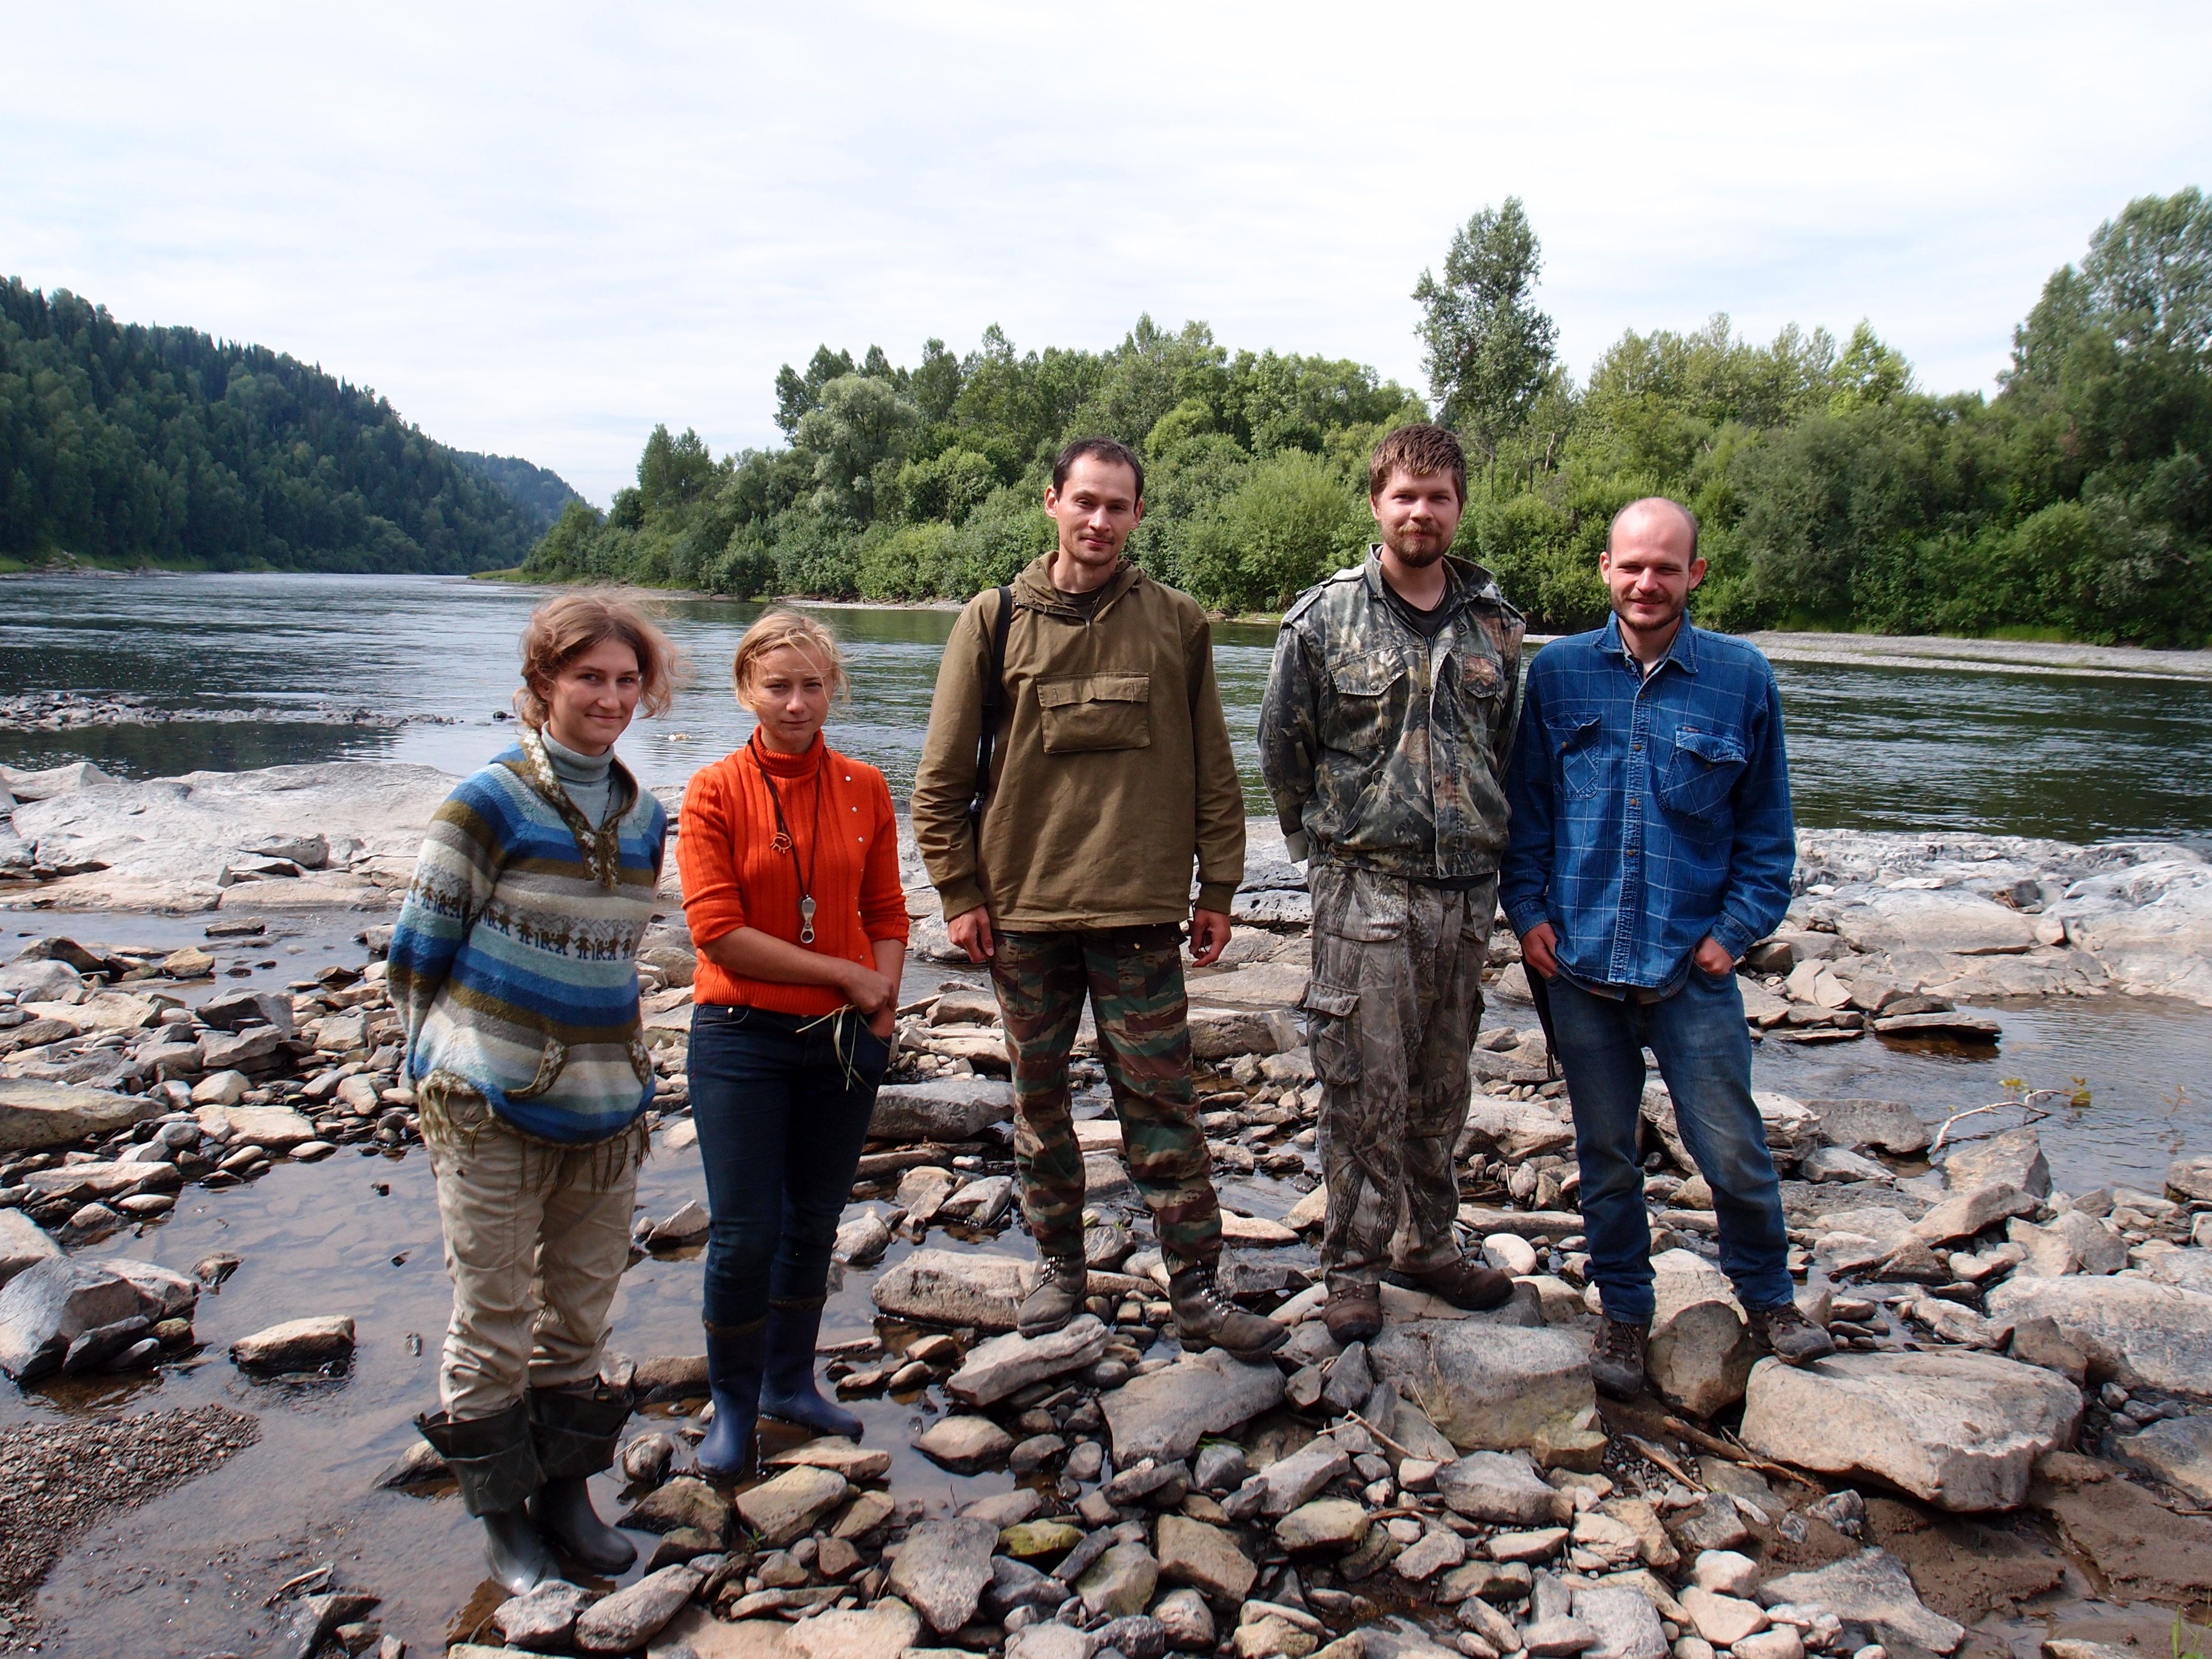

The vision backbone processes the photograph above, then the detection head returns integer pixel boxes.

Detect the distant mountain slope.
[454,450,587,531]
[0,278,555,573]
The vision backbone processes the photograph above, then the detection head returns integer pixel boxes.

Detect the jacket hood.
[1011,555,1143,621]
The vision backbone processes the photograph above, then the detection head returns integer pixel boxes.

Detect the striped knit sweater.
[388,725,668,1144]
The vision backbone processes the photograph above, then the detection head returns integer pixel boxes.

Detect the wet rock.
[916,1414,1014,1473]
[495,1579,591,1648]
[1368,1320,1593,1452]
[1942,1128,2051,1198]
[870,1078,1013,1142]
[834,1208,893,1265]
[207,1103,320,1151]
[0,1209,61,1287]
[1154,1587,1215,1651]
[895,1165,959,1224]
[1437,1451,1572,1526]
[2007,1212,2127,1277]
[634,1353,709,1401]
[196,988,296,1036]
[1157,1513,1256,1599]
[1078,1539,1161,1617]
[270,1593,380,1659]
[737,1464,848,1545]
[1276,1498,1369,1552]
[0,1077,160,1151]
[890,1516,999,1633]
[2167,1153,2212,1202]
[231,1315,355,1372]
[0,1257,146,1381]
[645,1199,711,1248]
[1801,1098,1930,1156]
[1985,1275,2212,1395]
[1103,1346,1287,1463]
[872,1247,1030,1332]
[1755,1549,1965,1654]
[622,1475,731,1541]
[574,1561,702,1653]
[765,1436,890,1481]
[1256,1438,1350,1514]
[1910,1183,2039,1246]
[950,1314,1110,1406]
[372,1439,448,1489]
[2112,1414,2212,1504]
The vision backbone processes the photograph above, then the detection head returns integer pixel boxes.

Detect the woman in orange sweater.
[678,610,909,1476]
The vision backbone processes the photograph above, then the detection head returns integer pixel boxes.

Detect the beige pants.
[422,1079,645,1419]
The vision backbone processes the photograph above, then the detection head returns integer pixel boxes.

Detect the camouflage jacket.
[1258,550,1524,880]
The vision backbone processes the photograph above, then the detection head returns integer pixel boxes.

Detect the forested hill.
[0,279,577,573]
[527,188,2211,646]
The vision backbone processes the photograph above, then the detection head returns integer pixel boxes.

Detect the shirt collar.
[1599,612,1700,677]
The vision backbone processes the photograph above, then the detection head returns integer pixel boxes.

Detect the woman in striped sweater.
[388,591,675,1592]
[679,609,908,1476]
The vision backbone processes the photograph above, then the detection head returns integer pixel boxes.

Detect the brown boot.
[1747,1302,1835,1365]
[1169,1262,1288,1361]
[1017,1256,1088,1337]
[1589,1317,1649,1401]
[1322,1282,1383,1343]
[1402,1255,1515,1311]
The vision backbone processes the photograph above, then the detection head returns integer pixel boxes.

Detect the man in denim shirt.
[1501,497,1832,1398]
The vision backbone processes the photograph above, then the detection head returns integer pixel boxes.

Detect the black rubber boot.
[760,1296,863,1441]
[416,1400,557,1594]
[697,1316,767,1480]
[525,1382,637,1575]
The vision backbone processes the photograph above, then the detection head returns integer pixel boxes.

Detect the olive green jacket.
[913,556,1246,931]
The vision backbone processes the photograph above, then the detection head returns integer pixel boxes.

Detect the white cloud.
[4,0,2205,502]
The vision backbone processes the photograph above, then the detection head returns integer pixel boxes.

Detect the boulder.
[0,1210,61,1287]
[1368,1319,1594,1451]
[0,1257,144,1382]
[230,1315,356,1371]
[1572,1583,1669,1659]
[736,1465,848,1546]
[763,1437,890,1481]
[888,1517,999,1633]
[1102,1346,1287,1463]
[1984,1275,2212,1395]
[0,959,85,1002]
[196,988,297,1036]
[1942,1128,2051,1198]
[2166,1154,2212,1202]
[871,1248,1030,1332]
[949,1315,1110,1406]
[1436,1451,1571,1526]
[1801,1098,1930,1155]
[1754,1549,1964,1654]
[868,1078,1013,1143]
[574,1562,701,1654]
[1911,1183,2039,1245]
[1649,1301,1757,1418]
[1157,1513,1256,1600]
[2112,1415,2212,1505]
[1738,1352,2080,1510]
[1832,888,2037,957]
[0,1078,161,1151]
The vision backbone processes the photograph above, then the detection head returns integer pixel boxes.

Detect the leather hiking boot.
[1589,1317,1651,1401]
[525,1382,636,1575]
[760,1297,863,1441]
[1018,1256,1088,1338]
[1322,1283,1383,1344]
[1399,1255,1515,1312]
[1748,1302,1836,1366]
[1169,1262,1288,1362]
[415,1400,555,1594]
[697,1316,766,1481]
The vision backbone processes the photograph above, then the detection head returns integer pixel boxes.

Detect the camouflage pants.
[990,925,1222,1274]
[1303,863,1495,1293]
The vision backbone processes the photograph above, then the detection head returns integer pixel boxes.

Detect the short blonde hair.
[732,608,849,701]
[514,591,682,728]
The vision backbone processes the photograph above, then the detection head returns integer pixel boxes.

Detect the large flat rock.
[1368,1319,1594,1452]
[866,1079,1013,1143]
[1102,1347,1286,1463]
[1985,1275,2212,1395]
[870,1248,1033,1333]
[0,1211,60,1287]
[2113,1415,2212,1505]
[948,1315,1108,1406]
[0,1078,163,1151]
[1755,1548,1965,1654]
[1738,1351,2080,1511]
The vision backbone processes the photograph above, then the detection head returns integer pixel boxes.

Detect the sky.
[5,2,2209,506]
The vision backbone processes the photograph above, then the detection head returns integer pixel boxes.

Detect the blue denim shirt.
[1501,616,1795,990]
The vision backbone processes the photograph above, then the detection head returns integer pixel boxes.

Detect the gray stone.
[1755,1549,1965,1654]
[1094,1615,1170,1659]
[230,1315,355,1371]
[984,1555,1071,1620]
[1521,1618,1600,1656]
[1911,1183,2039,1245]
[834,1208,893,1265]
[195,988,297,1036]
[1942,1128,2051,1199]
[1193,1442,1248,1492]
[0,1078,161,1151]
[1679,1587,1768,1646]
[2006,1212,2128,1277]
[0,1209,60,1287]
[1322,1341,1374,1413]
[107,1258,198,1321]
[1103,1346,1286,1463]
[961,1486,1044,1528]
[1008,1624,1101,1659]
[622,1432,677,1486]
[574,1563,702,1654]
[2112,1414,2212,1504]
[914,1414,1014,1473]
[1390,1528,1467,1582]
[1436,1451,1570,1526]
[494,1580,591,1649]
[1572,1585,1668,1659]
[1801,1147,1895,1185]
[0,1257,143,1382]
[1740,1352,2078,1510]
[869,1078,1013,1142]
[1157,1513,1257,1599]
[1367,1319,1594,1452]
[1803,1098,1931,1156]
[1275,1498,1369,1551]
[1648,1301,1756,1418]
[1153,1588,1215,1651]
[1256,1438,1350,1515]
[890,1516,1000,1633]
[201,1026,284,1070]
[736,1464,847,1545]
[205,1104,320,1151]
[1078,1540,1161,1618]
[871,1247,1030,1332]
[1985,1275,2212,1394]
[949,1315,1110,1406]
[1664,1497,1751,1555]
[269,1594,380,1659]
[2165,1153,2212,1202]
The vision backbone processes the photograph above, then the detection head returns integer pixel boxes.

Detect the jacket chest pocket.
[1036,673,1152,754]
[1659,725,1747,824]
[1328,651,1406,747]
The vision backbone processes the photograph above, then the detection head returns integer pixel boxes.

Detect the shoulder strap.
[970,585,1014,825]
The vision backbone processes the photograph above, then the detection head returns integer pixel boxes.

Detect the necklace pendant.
[799,894,816,945]
[769,831,793,855]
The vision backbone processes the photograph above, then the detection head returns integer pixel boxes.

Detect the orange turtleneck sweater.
[677,734,910,1016]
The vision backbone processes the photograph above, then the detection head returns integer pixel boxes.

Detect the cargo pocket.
[1037,673,1152,754]
[1301,982,1361,1087]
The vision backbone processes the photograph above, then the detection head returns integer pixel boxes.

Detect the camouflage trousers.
[1302,863,1495,1293]
[990,925,1222,1274]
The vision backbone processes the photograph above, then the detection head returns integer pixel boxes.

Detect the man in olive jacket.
[913,436,1283,1361]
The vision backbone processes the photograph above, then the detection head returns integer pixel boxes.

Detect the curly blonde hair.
[514,591,682,728]
[731,608,849,702]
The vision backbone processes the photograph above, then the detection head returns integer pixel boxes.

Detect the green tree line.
[0,279,568,572]
[529,189,2211,646]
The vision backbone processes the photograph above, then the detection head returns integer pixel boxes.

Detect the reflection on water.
[4,572,2211,843]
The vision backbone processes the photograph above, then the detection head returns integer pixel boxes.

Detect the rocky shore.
[0,694,461,734]
[0,760,2207,1658]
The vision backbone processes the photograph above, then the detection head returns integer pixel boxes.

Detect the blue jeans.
[688,1002,888,1329]
[1544,967,1794,1323]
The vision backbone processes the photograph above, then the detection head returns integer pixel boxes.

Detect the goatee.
[1386,541,1446,568]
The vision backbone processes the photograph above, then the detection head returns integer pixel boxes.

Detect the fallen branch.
[1928,1098,2053,1156]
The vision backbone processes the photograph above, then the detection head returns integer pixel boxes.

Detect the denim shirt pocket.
[1554,713,1604,800]
[1659,725,1748,825]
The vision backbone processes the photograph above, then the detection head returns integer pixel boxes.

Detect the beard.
[1382,532,1447,568]
[1612,589,1688,631]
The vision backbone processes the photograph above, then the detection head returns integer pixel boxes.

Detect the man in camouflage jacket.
[1258,424,1526,1341]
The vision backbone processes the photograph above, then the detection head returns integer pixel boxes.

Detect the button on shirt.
[1500,616,1795,990]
